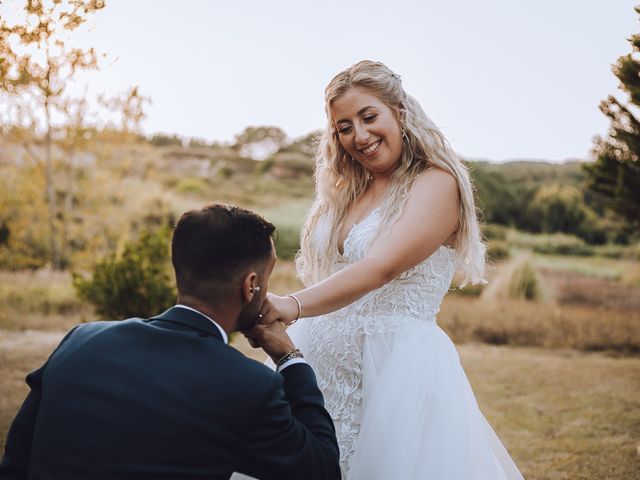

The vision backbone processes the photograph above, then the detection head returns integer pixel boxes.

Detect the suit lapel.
[149,306,225,342]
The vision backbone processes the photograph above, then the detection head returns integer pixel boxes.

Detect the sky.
[2,0,638,162]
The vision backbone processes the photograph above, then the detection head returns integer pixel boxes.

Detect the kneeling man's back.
[0,204,340,480]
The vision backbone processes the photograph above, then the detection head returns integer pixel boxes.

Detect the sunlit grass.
[5,332,638,479]
[532,253,640,286]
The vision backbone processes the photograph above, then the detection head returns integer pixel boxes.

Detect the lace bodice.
[332,206,457,333]
[303,207,458,476]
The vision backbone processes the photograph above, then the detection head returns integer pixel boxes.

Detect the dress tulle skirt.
[284,318,524,480]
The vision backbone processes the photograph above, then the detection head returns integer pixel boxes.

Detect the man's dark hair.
[171,203,275,300]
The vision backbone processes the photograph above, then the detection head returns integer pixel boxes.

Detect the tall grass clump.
[508,260,542,301]
[481,254,545,302]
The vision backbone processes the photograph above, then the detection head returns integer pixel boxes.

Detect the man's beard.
[236,292,263,332]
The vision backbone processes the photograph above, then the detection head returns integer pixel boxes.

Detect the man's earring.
[250,286,261,294]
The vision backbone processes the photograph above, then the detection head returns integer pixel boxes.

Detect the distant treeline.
[0,126,631,272]
[130,129,632,246]
[469,161,623,245]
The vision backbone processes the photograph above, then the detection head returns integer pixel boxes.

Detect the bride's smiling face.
[330,86,403,177]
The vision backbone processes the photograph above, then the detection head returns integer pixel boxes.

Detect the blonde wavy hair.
[296,60,486,287]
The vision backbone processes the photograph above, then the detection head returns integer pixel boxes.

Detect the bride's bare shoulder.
[408,167,458,205]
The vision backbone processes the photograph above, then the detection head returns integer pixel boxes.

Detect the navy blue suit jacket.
[0,307,340,479]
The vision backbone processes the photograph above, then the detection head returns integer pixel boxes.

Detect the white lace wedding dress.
[284,208,524,479]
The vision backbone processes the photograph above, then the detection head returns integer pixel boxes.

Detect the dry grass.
[439,296,640,354]
[445,253,640,354]
[2,259,639,354]
[233,338,640,479]
[2,333,638,479]
[1,257,639,478]
[538,267,640,312]
[460,344,640,480]
[0,262,303,332]
[0,270,92,331]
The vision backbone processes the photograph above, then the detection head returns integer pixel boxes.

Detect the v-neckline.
[338,206,382,256]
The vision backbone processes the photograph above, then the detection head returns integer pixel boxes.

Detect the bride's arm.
[265,168,460,324]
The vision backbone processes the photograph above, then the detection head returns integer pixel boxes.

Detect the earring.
[250,286,261,294]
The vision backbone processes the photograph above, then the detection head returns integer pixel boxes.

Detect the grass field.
[1,254,639,478]
[1,331,638,479]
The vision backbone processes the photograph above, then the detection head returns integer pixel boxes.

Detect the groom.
[0,204,340,480]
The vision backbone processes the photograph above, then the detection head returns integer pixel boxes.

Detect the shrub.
[174,177,210,195]
[487,240,510,261]
[482,224,508,241]
[218,165,234,179]
[508,230,594,256]
[73,227,175,319]
[274,225,300,260]
[532,237,592,256]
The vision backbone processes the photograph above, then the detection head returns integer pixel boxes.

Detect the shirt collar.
[174,304,229,344]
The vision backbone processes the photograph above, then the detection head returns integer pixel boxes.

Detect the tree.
[585,6,640,234]
[233,125,288,160]
[528,185,586,235]
[99,85,151,140]
[0,0,105,268]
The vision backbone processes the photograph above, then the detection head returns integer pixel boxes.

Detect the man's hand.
[244,321,296,365]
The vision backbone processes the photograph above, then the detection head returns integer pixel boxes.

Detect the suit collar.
[150,306,228,343]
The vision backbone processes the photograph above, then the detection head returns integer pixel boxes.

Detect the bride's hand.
[258,292,299,326]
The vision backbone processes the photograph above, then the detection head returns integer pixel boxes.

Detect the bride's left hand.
[258,292,299,326]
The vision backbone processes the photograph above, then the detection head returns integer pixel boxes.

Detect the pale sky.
[3,0,638,161]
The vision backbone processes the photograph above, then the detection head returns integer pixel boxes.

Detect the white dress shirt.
[173,305,305,372]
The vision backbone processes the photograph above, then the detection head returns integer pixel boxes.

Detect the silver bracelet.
[286,293,302,326]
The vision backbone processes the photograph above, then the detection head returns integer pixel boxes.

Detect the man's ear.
[241,271,259,304]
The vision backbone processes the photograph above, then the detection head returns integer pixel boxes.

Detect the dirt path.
[0,329,66,351]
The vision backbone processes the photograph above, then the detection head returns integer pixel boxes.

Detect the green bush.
[576,209,608,245]
[487,240,510,261]
[532,238,592,256]
[273,224,300,260]
[482,224,508,241]
[593,241,640,260]
[217,165,234,179]
[527,185,587,235]
[73,227,175,319]
[174,177,210,195]
[508,230,594,256]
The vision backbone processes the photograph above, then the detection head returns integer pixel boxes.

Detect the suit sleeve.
[238,363,341,480]
[0,326,79,479]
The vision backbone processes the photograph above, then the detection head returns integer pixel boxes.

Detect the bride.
[259,60,524,479]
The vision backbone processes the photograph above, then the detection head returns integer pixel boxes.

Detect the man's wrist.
[274,349,304,369]
[265,341,296,363]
